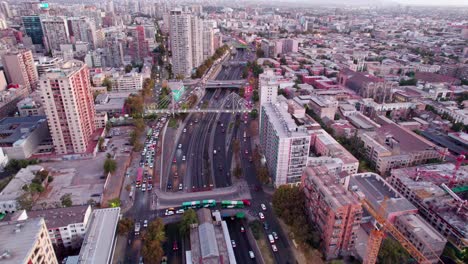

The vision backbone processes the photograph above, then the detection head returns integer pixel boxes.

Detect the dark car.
[167,183,172,190]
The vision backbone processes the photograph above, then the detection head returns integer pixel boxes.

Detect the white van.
[268,234,275,244]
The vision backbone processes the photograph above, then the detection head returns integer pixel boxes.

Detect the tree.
[117,218,134,235]
[141,218,166,263]
[108,198,121,207]
[249,109,258,119]
[257,166,269,184]
[124,64,133,73]
[104,158,117,174]
[238,87,245,98]
[252,90,259,102]
[17,193,33,210]
[102,78,113,91]
[233,166,242,178]
[179,209,198,236]
[105,121,112,134]
[98,137,105,152]
[141,240,164,264]
[60,193,73,207]
[272,186,306,226]
[280,56,287,65]
[133,118,145,131]
[256,47,265,58]
[377,238,412,264]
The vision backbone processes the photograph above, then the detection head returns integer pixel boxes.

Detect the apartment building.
[40,16,70,52]
[22,15,44,46]
[259,70,279,107]
[2,49,39,92]
[35,57,63,76]
[17,96,45,117]
[111,72,143,92]
[359,122,442,175]
[302,166,362,260]
[39,60,96,155]
[308,96,338,120]
[202,21,215,61]
[388,164,468,250]
[27,205,92,249]
[0,218,58,264]
[169,9,203,77]
[309,129,359,175]
[260,100,310,187]
[67,17,96,48]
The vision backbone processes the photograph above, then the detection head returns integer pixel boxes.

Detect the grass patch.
[168,118,178,128]
[257,235,275,264]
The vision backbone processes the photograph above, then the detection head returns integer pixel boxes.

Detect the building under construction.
[346,172,447,263]
[388,163,468,250]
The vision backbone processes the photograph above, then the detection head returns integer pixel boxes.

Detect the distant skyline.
[393,0,468,6]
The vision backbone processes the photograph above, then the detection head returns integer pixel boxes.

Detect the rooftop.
[0,116,47,146]
[78,208,120,264]
[396,214,446,245]
[374,123,436,153]
[27,205,91,229]
[303,167,360,210]
[348,173,416,217]
[0,165,43,202]
[262,101,309,139]
[0,218,49,264]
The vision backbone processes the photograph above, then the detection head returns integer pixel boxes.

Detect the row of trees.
[272,185,320,248]
[192,45,230,79]
[103,153,117,174]
[141,218,166,264]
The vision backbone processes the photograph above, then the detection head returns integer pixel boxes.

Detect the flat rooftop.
[349,173,416,216]
[0,218,47,264]
[27,205,91,229]
[376,123,436,153]
[78,208,120,264]
[0,116,47,145]
[396,214,446,244]
[262,101,309,139]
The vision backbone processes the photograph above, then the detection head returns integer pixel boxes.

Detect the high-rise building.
[41,16,70,52]
[169,9,203,77]
[127,25,149,64]
[202,21,214,61]
[259,70,279,107]
[302,166,362,259]
[0,218,59,264]
[22,16,44,46]
[0,1,11,19]
[2,49,39,92]
[67,17,97,49]
[39,60,96,155]
[260,99,311,186]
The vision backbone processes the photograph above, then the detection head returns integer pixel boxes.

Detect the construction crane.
[435,148,467,187]
[360,198,444,264]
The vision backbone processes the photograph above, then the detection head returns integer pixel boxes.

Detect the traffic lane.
[239,125,296,264]
[226,218,256,264]
[212,114,230,187]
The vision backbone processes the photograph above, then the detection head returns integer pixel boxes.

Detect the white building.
[259,70,279,107]
[202,22,215,61]
[169,9,203,77]
[27,205,93,249]
[111,72,143,92]
[77,208,120,264]
[0,147,8,171]
[260,101,310,187]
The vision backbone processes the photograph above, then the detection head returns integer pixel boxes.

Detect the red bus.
[136,168,143,188]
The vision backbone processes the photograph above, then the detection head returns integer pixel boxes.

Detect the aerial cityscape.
[0,0,466,264]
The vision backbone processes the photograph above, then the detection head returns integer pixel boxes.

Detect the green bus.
[221,200,245,209]
[147,128,153,139]
[182,201,201,209]
[202,199,216,208]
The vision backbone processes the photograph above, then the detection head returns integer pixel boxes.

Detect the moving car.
[261,203,267,211]
[258,212,265,220]
[272,231,279,240]
[178,183,183,191]
[165,210,174,216]
[271,244,278,252]
[231,240,236,248]
[249,251,255,259]
[240,226,245,233]
[143,220,148,228]
[268,234,275,244]
[176,209,184,214]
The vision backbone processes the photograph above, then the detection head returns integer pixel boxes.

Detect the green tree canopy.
[60,193,73,207]
[179,209,198,236]
[104,158,117,174]
[117,218,134,235]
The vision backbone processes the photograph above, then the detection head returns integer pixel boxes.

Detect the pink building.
[1,49,38,92]
[39,60,96,154]
[302,166,362,260]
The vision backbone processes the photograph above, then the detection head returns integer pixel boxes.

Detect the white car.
[178,144,182,149]
[261,203,267,211]
[183,128,187,133]
[258,212,265,220]
[165,210,174,216]
[271,244,278,252]
[176,209,184,214]
[182,155,186,161]
[143,220,148,228]
[178,183,183,191]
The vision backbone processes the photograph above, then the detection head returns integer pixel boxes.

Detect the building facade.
[22,16,44,46]
[2,49,39,92]
[260,101,310,186]
[41,16,70,52]
[39,60,96,155]
[302,166,362,259]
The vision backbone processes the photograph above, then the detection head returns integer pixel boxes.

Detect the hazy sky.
[393,0,468,6]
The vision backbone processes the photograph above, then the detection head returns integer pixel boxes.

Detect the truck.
[135,222,141,235]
